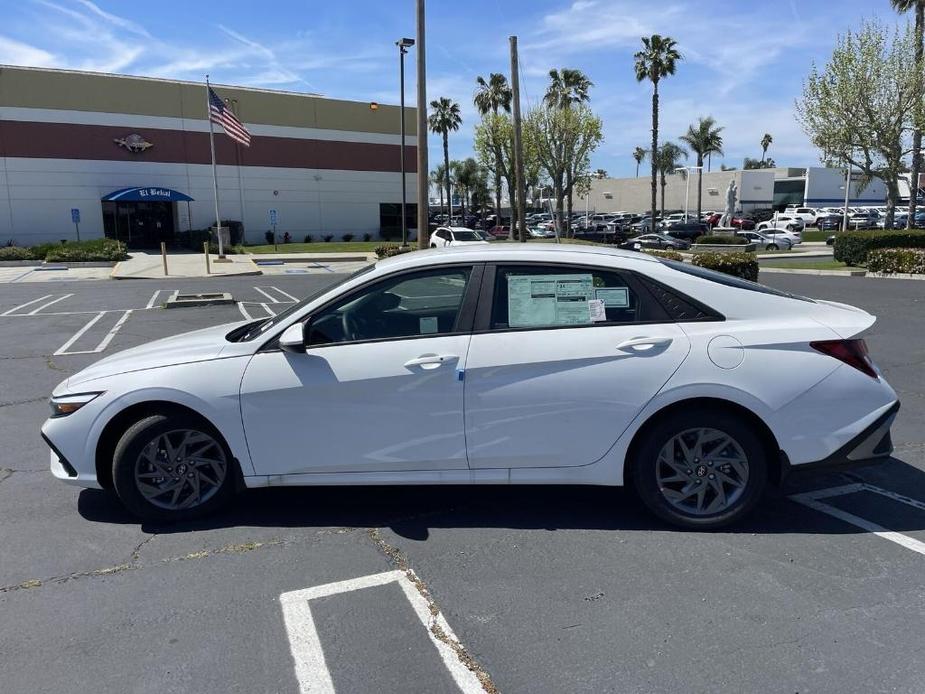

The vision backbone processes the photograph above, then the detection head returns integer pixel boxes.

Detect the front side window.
[490,265,646,330]
[308,267,472,345]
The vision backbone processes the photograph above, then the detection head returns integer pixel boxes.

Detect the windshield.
[235,264,376,341]
[452,231,480,241]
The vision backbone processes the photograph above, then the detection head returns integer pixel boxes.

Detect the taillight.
[810,339,878,378]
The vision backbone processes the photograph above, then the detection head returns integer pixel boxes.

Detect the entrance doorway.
[103,201,176,248]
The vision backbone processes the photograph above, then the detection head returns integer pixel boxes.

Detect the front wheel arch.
[624,397,783,489]
[95,401,237,490]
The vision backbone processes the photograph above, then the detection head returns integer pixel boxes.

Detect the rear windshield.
[659,259,814,302]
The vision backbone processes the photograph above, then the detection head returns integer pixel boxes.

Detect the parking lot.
[1,271,924,693]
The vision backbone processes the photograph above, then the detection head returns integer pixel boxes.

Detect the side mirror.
[279,323,305,354]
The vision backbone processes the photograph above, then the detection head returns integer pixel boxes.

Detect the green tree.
[524,104,603,239]
[451,157,480,219]
[632,147,647,177]
[635,35,682,227]
[655,142,688,218]
[430,164,447,216]
[594,168,608,179]
[891,0,925,226]
[544,68,593,109]
[796,20,917,227]
[474,73,512,232]
[760,133,773,163]
[744,157,776,169]
[679,116,724,217]
[428,97,462,221]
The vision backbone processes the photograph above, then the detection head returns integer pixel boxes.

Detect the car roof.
[376,242,661,272]
[438,226,476,232]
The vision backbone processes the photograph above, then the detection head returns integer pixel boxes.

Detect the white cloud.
[0,35,57,67]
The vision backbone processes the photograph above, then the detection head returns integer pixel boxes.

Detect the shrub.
[833,230,925,266]
[692,252,758,281]
[374,244,414,259]
[205,242,244,255]
[363,233,372,242]
[695,235,747,245]
[342,233,355,242]
[44,238,127,262]
[303,234,313,243]
[643,249,683,261]
[866,248,925,274]
[0,246,38,260]
[323,234,334,243]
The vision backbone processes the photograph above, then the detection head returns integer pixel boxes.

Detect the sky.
[0,0,911,178]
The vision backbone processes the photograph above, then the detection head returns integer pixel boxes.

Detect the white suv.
[784,207,819,226]
[758,214,805,232]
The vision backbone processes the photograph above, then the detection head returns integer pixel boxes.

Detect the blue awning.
[102,187,194,202]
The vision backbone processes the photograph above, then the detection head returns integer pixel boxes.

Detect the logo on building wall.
[113,134,154,153]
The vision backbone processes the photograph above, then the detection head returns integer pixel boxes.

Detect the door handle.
[403,354,459,369]
[617,336,673,352]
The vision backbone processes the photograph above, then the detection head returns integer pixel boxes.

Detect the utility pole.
[415,0,429,250]
[842,162,851,233]
[509,36,527,243]
[397,38,414,247]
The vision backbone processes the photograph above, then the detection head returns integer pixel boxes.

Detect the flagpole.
[205,75,225,259]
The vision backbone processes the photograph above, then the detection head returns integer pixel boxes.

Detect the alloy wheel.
[133,429,227,511]
[655,428,749,516]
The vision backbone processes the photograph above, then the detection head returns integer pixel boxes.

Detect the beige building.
[0,65,416,246]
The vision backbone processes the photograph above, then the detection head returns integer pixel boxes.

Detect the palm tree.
[679,116,724,217]
[428,97,462,220]
[594,168,608,179]
[635,35,682,227]
[760,133,773,163]
[544,68,593,109]
[892,0,925,227]
[430,165,447,216]
[474,73,512,232]
[452,158,480,219]
[655,142,687,218]
[632,147,648,177]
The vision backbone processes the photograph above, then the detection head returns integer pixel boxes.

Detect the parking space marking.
[1,294,53,316]
[254,287,280,303]
[237,302,253,321]
[261,302,276,316]
[279,570,483,694]
[789,483,925,556]
[145,290,166,309]
[53,309,133,356]
[26,293,73,314]
[270,286,299,302]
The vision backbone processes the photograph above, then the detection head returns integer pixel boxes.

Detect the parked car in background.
[757,215,805,232]
[631,215,661,233]
[760,227,801,247]
[430,227,490,247]
[665,221,710,240]
[619,233,691,251]
[704,213,756,230]
[847,212,877,230]
[473,230,495,242]
[817,215,843,231]
[784,206,819,226]
[488,225,511,238]
[736,230,792,251]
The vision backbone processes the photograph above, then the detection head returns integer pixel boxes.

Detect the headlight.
[49,392,102,417]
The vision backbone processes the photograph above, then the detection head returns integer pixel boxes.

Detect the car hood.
[65,320,247,388]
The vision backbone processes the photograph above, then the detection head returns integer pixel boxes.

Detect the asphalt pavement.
[1,272,924,694]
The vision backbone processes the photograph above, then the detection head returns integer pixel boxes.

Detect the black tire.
[112,413,237,522]
[430,243,437,248]
[767,243,779,251]
[631,408,767,529]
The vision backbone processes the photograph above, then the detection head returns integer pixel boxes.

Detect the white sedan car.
[736,230,793,251]
[43,245,899,529]
[430,226,489,248]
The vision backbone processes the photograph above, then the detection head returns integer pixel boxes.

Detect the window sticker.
[507,274,594,327]
[595,287,629,308]
[419,316,439,334]
[589,299,606,322]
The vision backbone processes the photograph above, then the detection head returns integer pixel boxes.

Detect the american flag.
[208,87,251,147]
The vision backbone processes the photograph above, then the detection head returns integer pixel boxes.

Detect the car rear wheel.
[767,243,779,250]
[112,414,237,521]
[631,409,767,529]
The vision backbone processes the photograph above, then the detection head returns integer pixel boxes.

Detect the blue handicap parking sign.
[71,208,80,223]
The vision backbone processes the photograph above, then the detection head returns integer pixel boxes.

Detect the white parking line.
[53,310,133,356]
[254,286,280,303]
[237,303,253,321]
[270,286,299,302]
[261,302,276,316]
[279,570,483,694]
[27,293,73,315]
[789,483,925,556]
[145,290,164,309]
[1,294,53,316]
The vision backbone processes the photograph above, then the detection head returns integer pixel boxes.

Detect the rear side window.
[490,265,651,329]
[659,259,814,302]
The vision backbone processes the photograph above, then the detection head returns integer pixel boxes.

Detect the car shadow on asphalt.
[75,457,925,539]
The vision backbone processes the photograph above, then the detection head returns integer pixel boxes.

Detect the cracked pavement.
[1,273,924,693]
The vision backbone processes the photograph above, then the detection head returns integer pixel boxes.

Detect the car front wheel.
[767,243,779,250]
[631,409,767,529]
[112,414,237,521]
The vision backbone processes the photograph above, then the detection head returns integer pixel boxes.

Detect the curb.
[112,270,264,280]
[865,272,925,281]
[759,268,867,276]
[247,254,374,263]
[0,260,42,267]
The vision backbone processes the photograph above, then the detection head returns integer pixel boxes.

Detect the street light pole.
[676,166,702,223]
[415,0,429,250]
[396,38,414,248]
[842,162,851,233]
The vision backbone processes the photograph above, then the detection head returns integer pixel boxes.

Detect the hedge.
[375,244,414,259]
[695,235,747,245]
[0,246,39,260]
[833,230,925,266]
[692,252,759,281]
[866,248,925,274]
[1,239,128,262]
[643,249,684,261]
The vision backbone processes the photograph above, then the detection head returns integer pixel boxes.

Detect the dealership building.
[0,65,416,247]
[577,166,900,216]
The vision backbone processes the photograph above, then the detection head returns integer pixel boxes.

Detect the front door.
[464,264,691,469]
[240,264,480,476]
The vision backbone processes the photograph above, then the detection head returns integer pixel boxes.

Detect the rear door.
[464,263,691,469]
